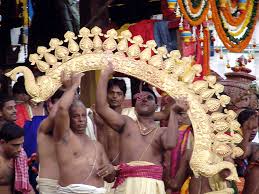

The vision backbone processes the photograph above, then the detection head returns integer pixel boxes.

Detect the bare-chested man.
[37,90,64,194]
[0,96,33,194]
[94,78,127,165]
[166,147,235,194]
[243,148,259,194]
[0,122,33,194]
[96,64,183,194]
[53,73,116,194]
[94,79,172,165]
[237,108,259,194]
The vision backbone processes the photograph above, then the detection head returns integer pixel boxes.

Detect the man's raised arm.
[161,98,188,150]
[38,101,59,135]
[96,63,126,132]
[54,72,83,141]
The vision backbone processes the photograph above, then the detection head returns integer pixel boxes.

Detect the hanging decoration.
[210,0,259,52]
[202,22,210,75]
[177,0,209,26]
[167,0,178,10]
[172,0,259,53]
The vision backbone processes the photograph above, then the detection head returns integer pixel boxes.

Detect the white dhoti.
[57,184,106,194]
[114,161,166,194]
[37,177,58,194]
[104,181,115,194]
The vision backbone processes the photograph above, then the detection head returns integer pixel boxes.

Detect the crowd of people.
[0,63,259,194]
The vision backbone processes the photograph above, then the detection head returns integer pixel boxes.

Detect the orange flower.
[188,0,204,14]
[203,28,210,75]
[221,0,250,26]
[178,0,209,26]
[210,0,259,52]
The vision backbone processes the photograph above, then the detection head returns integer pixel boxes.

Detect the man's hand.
[97,163,116,178]
[172,97,189,113]
[61,71,84,90]
[102,61,114,76]
[71,72,84,88]
[49,100,59,119]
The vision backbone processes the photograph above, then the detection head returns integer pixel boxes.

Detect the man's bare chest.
[0,158,14,185]
[121,129,160,149]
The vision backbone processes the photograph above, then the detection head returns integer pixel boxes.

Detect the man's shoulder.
[122,107,137,121]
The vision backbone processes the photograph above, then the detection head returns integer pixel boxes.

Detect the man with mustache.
[94,78,172,166]
[96,63,186,194]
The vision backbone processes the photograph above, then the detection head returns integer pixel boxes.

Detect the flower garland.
[210,0,259,52]
[203,26,210,75]
[220,0,250,26]
[188,0,203,14]
[227,0,238,14]
[178,0,209,26]
[220,1,253,37]
[218,0,257,43]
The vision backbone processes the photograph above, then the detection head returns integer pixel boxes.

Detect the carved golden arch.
[6,27,243,181]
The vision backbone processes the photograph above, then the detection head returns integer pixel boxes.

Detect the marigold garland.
[221,1,253,37]
[177,0,258,53]
[230,0,238,9]
[210,0,259,52]
[219,0,256,43]
[188,0,203,14]
[203,28,210,75]
[178,0,209,26]
[221,0,250,26]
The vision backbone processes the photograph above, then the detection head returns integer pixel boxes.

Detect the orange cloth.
[236,177,245,194]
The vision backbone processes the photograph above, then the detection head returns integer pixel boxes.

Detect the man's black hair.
[237,108,257,126]
[0,122,24,142]
[0,95,15,110]
[0,75,8,94]
[107,78,127,96]
[12,82,27,95]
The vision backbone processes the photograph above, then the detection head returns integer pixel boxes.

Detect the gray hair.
[69,100,86,113]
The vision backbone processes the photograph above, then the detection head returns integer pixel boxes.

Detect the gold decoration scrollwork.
[5,27,243,182]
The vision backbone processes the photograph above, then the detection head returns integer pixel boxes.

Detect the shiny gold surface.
[5,27,242,181]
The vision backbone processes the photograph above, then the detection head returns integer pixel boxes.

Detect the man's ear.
[0,139,6,144]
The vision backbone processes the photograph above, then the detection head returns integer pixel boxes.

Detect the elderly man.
[53,72,116,194]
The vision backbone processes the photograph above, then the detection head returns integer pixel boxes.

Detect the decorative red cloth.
[16,103,29,128]
[113,163,163,188]
[128,20,157,43]
[14,148,31,194]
